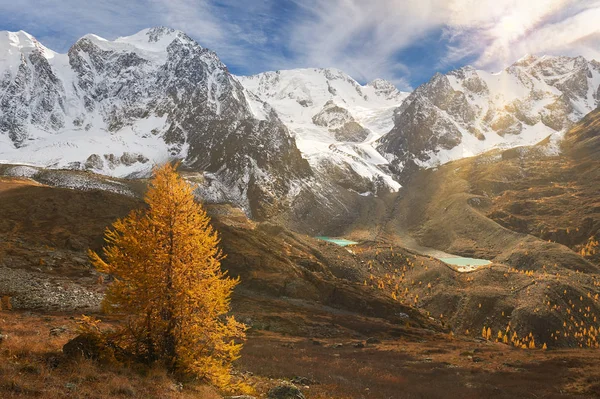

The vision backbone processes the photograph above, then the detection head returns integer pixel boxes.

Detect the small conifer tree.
[90,163,245,387]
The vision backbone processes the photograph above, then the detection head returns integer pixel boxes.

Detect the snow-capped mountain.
[2,27,600,229]
[377,55,600,174]
[0,28,311,218]
[238,68,409,192]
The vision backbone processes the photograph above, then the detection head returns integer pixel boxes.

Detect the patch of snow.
[0,114,171,177]
[3,165,39,178]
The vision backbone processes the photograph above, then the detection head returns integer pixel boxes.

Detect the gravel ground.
[0,266,102,312]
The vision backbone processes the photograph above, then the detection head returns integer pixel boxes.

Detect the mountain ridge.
[1,27,600,228]
[377,54,600,178]
[0,27,313,219]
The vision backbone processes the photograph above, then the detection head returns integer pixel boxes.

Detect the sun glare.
[496,14,527,42]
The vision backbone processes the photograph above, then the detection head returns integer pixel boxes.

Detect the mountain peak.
[111,27,195,54]
[69,27,202,66]
[0,30,36,46]
[513,53,539,67]
[145,27,178,42]
[367,78,397,90]
[367,78,405,101]
[80,33,109,43]
[0,30,55,59]
[115,27,191,48]
[377,52,600,174]
[511,54,591,72]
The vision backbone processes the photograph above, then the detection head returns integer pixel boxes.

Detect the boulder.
[62,333,105,360]
[267,384,305,399]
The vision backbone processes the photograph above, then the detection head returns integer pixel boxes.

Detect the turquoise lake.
[438,257,491,266]
[316,237,359,247]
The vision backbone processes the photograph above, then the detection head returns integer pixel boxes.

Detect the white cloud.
[475,5,600,69]
[1,0,600,89]
[442,0,600,70]
[285,0,600,86]
[285,0,447,90]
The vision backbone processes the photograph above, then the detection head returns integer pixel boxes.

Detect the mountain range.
[1,27,599,225]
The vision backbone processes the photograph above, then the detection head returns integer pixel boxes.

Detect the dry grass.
[238,330,600,399]
[0,311,222,399]
[3,311,600,398]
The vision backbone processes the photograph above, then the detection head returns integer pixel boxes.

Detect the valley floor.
[2,310,600,399]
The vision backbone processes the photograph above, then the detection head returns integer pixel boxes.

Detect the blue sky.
[1,0,598,90]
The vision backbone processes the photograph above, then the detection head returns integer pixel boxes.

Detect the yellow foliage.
[89,163,245,389]
[76,314,102,334]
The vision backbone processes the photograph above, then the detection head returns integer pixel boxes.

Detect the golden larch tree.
[90,163,245,388]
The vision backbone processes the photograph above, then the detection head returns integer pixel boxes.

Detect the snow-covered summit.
[0,28,311,218]
[367,78,404,100]
[238,68,409,192]
[240,67,406,112]
[71,27,203,66]
[116,27,183,48]
[377,54,600,174]
[2,26,600,221]
[0,30,57,75]
[0,30,54,56]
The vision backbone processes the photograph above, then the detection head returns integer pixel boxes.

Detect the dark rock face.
[377,72,474,169]
[531,56,590,101]
[332,121,370,142]
[491,114,522,136]
[422,73,477,125]
[541,96,574,131]
[312,100,369,142]
[377,95,462,172]
[0,36,66,146]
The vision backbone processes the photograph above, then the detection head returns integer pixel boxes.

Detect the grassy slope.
[334,110,600,350]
